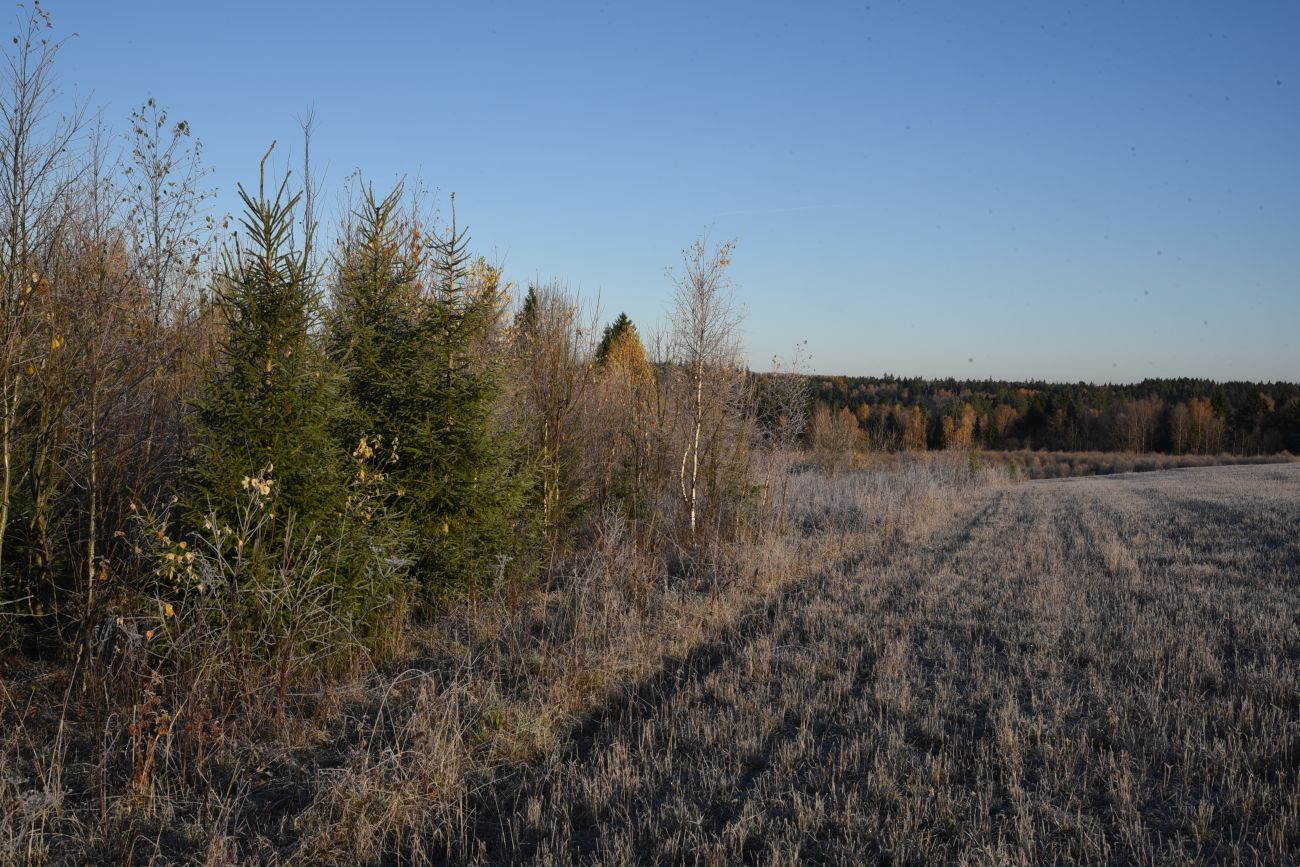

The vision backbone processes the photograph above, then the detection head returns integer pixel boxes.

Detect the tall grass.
[0,451,993,863]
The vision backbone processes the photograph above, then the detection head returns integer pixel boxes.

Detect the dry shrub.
[1,479,407,864]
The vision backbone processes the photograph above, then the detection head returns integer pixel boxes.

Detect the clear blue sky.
[45,0,1300,383]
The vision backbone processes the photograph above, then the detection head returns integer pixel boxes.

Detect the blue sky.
[45,0,1300,382]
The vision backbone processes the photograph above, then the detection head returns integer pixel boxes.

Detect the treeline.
[793,374,1300,455]
[0,7,773,665]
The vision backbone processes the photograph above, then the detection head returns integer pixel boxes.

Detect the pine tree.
[190,160,344,536]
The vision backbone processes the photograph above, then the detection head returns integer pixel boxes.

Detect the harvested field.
[469,464,1300,865]
[981,449,1297,481]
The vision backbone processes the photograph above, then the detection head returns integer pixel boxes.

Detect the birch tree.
[0,4,83,598]
[668,237,743,540]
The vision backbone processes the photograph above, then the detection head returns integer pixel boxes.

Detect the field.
[467,464,1300,865]
[980,449,1297,481]
[4,461,1297,864]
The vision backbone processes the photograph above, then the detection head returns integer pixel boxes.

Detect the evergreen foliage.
[516,283,540,337]
[595,312,637,367]
[189,170,345,538]
[187,169,408,648]
[802,374,1300,454]
[330,185,422,457]
[334,191,535,596]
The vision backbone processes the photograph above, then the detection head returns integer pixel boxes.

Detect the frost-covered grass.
[6,459,1296,864]
[469,463,1300,865]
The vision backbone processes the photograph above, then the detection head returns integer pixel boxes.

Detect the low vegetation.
[2,454,998,863]
[1,6,1296,865]
[469,463,1300,865]
[983,449,1298,480]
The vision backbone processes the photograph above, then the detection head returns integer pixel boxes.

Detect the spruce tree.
[595,312,637,367]
[190,165,344,537]
[334,189,534,596]
[330,184,421,451]
[411,200,535,593]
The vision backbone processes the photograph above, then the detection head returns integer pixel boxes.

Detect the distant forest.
[778,375,1300,455]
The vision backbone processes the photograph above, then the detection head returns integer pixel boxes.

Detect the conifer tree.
[595,312,637,367]
[190,155,344,535]
[330,184,421,453]
[403,196,534,593]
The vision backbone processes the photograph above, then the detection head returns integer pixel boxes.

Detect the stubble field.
[471,464,1300,865]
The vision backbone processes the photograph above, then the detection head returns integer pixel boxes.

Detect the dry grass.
[466,463,1300,865]
[284,456,997,865]
[6,458,1297,865]
[0,454,994,864]
[983,448,1297,480]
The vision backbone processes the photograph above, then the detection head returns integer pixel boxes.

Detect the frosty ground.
[470,464,1300,865]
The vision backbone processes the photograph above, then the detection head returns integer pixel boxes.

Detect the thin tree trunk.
[690,369,702,538]
[86,398,96,618]
[0,372,18,577]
